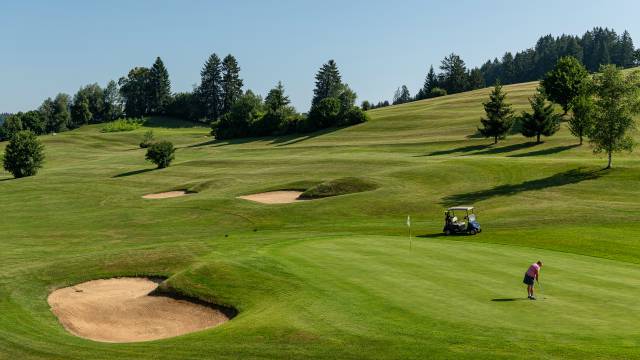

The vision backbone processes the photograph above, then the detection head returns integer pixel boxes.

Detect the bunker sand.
[238,191,304,204]
[47,278,229,343]
[142,190,188,199]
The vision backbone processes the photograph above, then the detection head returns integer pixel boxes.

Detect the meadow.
[1,79,639,359]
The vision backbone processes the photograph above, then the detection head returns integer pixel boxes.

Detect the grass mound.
[101,117,146,133]
[299,177,377,199]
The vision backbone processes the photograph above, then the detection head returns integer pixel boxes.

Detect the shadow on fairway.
[417,233,448,239]
[508,144,580,157]
[113,168,156,178]
[473,141,538,155]
[442,168,604,205]
[417,144,490,157]
[187,127,341,148]
[491,298,526,302]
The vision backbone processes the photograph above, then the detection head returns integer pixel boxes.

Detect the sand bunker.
[238,190,304,204]
[48,278,230,343]
[142,190,188,199]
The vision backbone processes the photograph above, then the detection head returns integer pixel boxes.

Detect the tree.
[221,54,244,114]
[198,53,223,120]
[439,53,468,94]
[51,93,71,132]
[308,97,341,129]
[468,68,485,90]
[146,141,175,169]
[119,67,151,117]
[212,90,263,139]
[3,130,45,178]
[257,82,294,135]
[393,85,411,105]
[311,59,342,107]
[519,92,561,143]
[588,65,640,169]
[568,94,595,145]
[361,100,371,111]
[479,83,514,144]
[70,97,92,128]
[148,57,171,114]
[103,80,124,121]
[541,56,589,114]
[422,65,438,97]
[140,130,155,148]
[264,81,290,113]
[20,111,46,135]
[616,30,635,68]
[1,114,23,141]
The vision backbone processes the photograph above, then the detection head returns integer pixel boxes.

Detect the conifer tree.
[423,65,438,97]
[519,91,561,143]
[148,57,171,114]
[311,59,342,107]
[479,83,514,144]
[198,53,223,120]
[221,54,244,114]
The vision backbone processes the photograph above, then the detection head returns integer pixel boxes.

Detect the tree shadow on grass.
[491,298,526,302]
[416,233,448,239]
[0,177,13,182]
[416,144,490,157]
[473,141,538,155]
[143,117,205,129]
[187,127,342,148]
[441,168,604,206]
[113,168,155,178]
[508,144,580,157]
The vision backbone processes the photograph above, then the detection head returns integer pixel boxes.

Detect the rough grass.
[299,177,378,199]
[1,75,640,359]
[101,117,146,133]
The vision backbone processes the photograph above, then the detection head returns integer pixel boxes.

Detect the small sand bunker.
[48,278,230,343]
[142,190,188,199]
[238,190,304,204]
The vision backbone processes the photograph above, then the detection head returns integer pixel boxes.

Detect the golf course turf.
[1,79,640,359]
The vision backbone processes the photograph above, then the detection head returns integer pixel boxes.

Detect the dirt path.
[238,191,304,204]
[48,278,229,343]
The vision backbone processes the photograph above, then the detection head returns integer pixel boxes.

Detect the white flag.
[406,215,411,227]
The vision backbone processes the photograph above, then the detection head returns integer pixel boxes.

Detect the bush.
[308,97,341,129]
[338,106,369,126]
[430,87,447,98]
[299,177,378,199]
[2,130,45,178]
[101,117,145,133]
[139,130,155,148]
[145,140,175,169]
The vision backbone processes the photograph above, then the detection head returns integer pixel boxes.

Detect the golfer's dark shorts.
[523,274,535,286]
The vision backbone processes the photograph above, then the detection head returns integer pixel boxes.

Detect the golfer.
[523,260,543,300]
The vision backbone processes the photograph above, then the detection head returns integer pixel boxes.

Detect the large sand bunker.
[142,190,188,199]
[48,278,231,343]
[238,190,304,204]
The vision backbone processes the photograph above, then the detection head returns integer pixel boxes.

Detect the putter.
[537,281,545,299]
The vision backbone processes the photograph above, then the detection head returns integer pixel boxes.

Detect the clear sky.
[2,0,639,113]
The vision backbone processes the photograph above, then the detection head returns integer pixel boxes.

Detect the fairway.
[1,80,640,359]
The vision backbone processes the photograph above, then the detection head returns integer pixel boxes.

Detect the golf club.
[537,281,545,299]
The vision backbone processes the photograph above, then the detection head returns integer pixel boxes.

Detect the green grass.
[1,77,640,359]
[299,177,378,199]
[101,117,146,133]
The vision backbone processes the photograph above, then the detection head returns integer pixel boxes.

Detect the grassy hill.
[1,79,640,359]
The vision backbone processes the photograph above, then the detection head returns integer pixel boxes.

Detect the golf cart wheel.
[469,229,477,235]
[444,230,451,236]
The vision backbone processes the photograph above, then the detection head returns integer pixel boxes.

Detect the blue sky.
[2,0,639,113]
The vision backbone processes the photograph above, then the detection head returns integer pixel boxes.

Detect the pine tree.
[479,83,514,144]
[468,68,485,90]
[616,30,635,68]
[422,65,438,97]
[264,81,290,113]
[221,54,244,114]
[148,57,171,114]
[440,53,468,94]
[519,92,561,143]
[198,53,223,120]
[311,60,342,107]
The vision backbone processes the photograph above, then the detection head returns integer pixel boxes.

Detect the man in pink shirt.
[523,260,543,300]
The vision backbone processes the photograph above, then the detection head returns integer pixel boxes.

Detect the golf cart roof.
[447,206,474,211]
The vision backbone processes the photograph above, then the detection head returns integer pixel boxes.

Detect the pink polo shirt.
[526,263,540,279]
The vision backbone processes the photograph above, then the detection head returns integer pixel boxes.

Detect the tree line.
[1,55,367,142]
[478,56,640,169]
[376,27,639,106]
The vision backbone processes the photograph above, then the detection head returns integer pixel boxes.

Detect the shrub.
[2,130,45,178]
[139,130,155,148]
[299,177,378,199]
[101,117,145,133]
[338,106,369,127]
[145,140,175,169]
[430,87,447,98]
